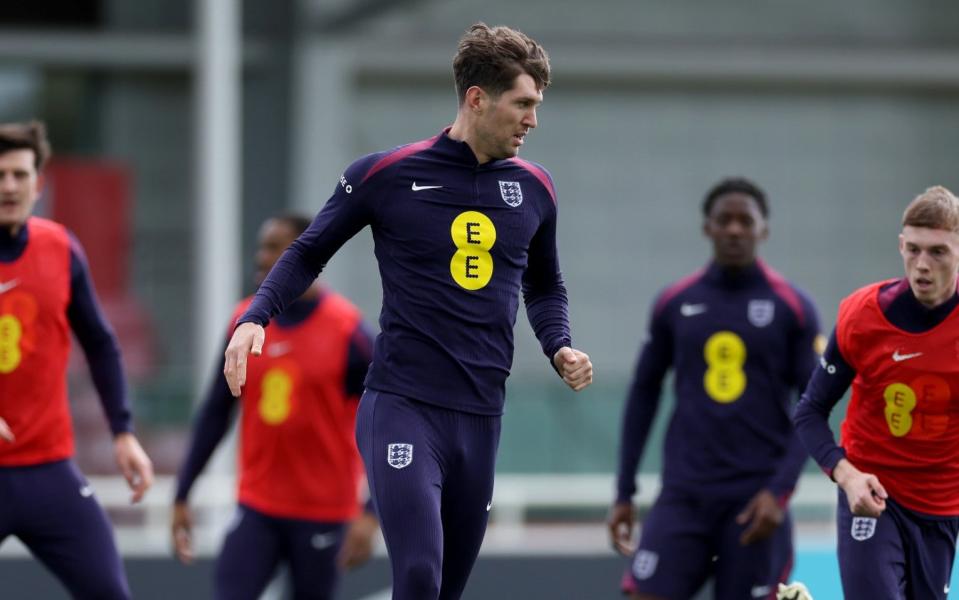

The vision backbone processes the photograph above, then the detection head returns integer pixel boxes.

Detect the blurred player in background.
[609,178,821,600]
[172,214,378,600]
[0,120,154,599]
[222,23,592,600]
[794,186,959,599]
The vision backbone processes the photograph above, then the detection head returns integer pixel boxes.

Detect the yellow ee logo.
[883,383,916,437]
[882,376,951,439]
[0,314,23,374]
[450,211,496,290]
[703,331,747,403]
[258,368,293,425]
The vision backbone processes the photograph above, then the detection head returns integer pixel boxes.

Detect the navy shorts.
[624,487,793,600]
[837,490,959,600]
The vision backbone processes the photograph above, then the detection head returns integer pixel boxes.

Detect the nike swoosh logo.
[486,501,492,512]
[0,279,20,295]
[892,349,923,362]
[311,532,339,550]
[266,341,293,357]
[79,485,94,498]
[411,182,443,191]
[680,303,707,317]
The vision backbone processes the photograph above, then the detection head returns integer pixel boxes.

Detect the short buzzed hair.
[453,23,551,105]
[273,213,312,237]
[902,186,959,233]
[0,120,51,171]
[702,177,769,218]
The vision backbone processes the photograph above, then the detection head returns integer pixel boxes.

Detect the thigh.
[356,390,445,597]
[14,460,130,600]
[285,520,346,600]
[628,490,714,600]
[902,508,958,600]
[714,505,793,600]
[836,491,906,600]
[438,413,501,600]
[214,505,283,600]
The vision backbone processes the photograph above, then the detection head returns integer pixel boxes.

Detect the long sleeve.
[344,321,375,398]
[66,235,132,435]
[615,303,673,503]
[793,329,856,479]
[174,347,238,502]
[767,293,822,500]
[522,201,571,363]
[240,156,379,328]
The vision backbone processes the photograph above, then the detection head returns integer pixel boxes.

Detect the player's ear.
[464,86,488,114]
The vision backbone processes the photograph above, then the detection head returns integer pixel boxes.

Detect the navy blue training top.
[240,129,572,415]
[616,260,821,503]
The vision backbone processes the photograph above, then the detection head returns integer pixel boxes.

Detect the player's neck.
[298,284,320,302]
[0,221,25,240]
[447,117,491,165]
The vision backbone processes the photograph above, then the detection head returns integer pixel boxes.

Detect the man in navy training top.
[222,23,593,600]
[0,120,154,599]
[609,178,822,600]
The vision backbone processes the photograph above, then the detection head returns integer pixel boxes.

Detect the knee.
[394,558,441,600]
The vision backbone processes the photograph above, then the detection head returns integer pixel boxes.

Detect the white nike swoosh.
[486,501,492,512]
[311,532,339,550]
[79,485,94,498]
[0,279,20,295]
[680,303,707,317]
[750,585,770,598]
[892,350,923,362]
[266,341,293,357]
[411,182,443,191]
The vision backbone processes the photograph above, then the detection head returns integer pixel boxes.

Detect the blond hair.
[902,186,959,233]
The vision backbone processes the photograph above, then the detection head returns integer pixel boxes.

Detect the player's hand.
[337,511,379,570]
[171,501,195,565]
[113,432,154,504]
[834,458,887,518]
[553,346,593,391]
[736,488,784,545]
[224,322,265,397]
[607,501,636,556]
[0,416,13,443]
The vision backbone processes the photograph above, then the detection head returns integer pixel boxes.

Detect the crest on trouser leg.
[387,443,413,469]
[632,549,659,580]
[851,516,876,541]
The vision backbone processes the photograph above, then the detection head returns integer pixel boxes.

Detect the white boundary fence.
[0,473,839,558]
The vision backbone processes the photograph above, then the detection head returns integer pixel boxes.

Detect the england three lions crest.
[748,299,775,327]
[499,181,523,207]
[851,516,876,541]
[387,443,413,469]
